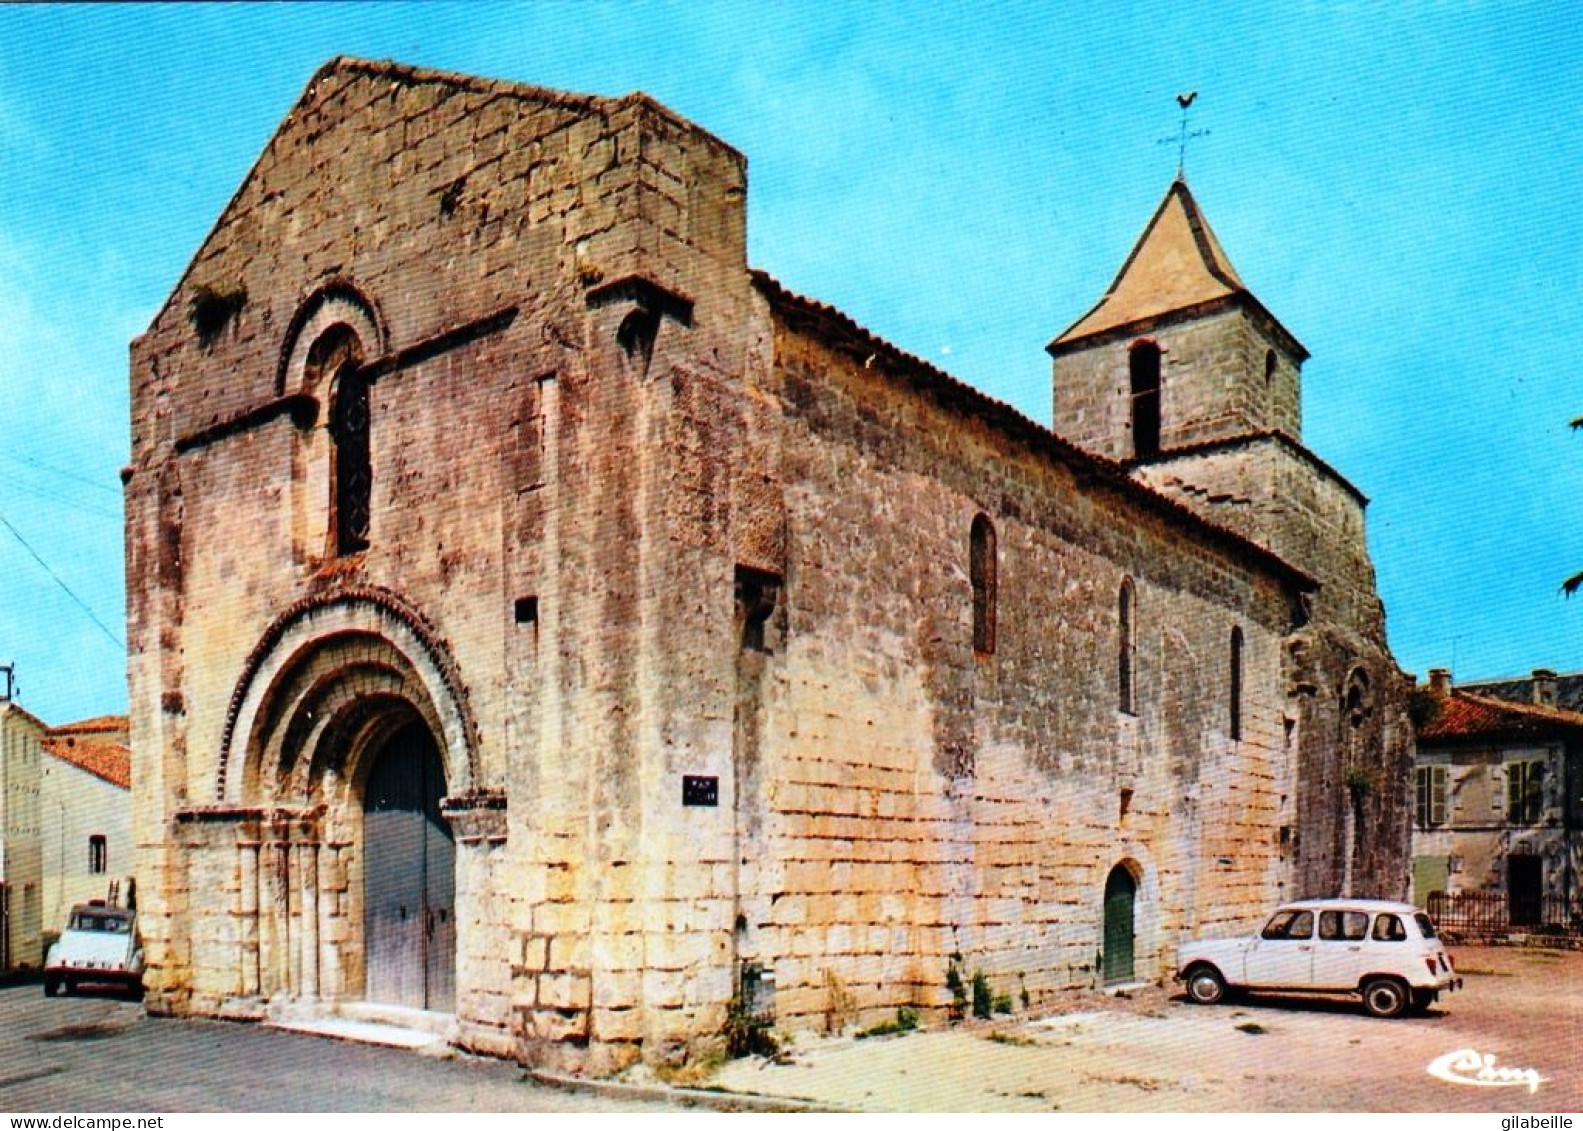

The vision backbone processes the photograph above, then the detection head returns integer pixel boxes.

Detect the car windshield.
[70,913,130,934]
[1261,909,1314,940]
[1414,912,1438,940]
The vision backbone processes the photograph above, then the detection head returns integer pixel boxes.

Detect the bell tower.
[1048,177,1307,463]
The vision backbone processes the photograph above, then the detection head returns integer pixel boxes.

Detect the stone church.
[126,58,1412,1072]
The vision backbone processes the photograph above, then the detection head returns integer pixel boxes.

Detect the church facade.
[126,58,1411,1072]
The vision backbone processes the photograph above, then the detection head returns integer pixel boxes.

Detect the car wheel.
[1362,977,1409,1019]
[1185,965,1228,1006]
[43,975,61,998]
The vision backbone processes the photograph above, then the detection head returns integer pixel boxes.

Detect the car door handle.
[1347,945,1361,951]
[1298,945,1311,951]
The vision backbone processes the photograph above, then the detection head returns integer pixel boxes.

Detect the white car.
[44,901,144,998]
[1175,899,1461,1018]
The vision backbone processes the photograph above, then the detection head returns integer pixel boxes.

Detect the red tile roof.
[1049,178,1306,359]
[1418,691,1583,743]
[751,270,1319,597]
[49,714,129,738]
[42,735,131,790]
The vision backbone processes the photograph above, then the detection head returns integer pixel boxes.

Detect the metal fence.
[1426,889,1583,938]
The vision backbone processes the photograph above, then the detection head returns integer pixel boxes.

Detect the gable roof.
[145,56,738,341]
[752,270,1318,597]
[49,714,130,741]
[1460,671,1583,715]
[42,734,131,791]
[1418,690,1583,744]
[1051,177,1305,357]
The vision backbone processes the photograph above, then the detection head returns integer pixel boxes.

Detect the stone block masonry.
[127,58,1411,1075]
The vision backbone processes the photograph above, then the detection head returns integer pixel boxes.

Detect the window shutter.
[1430,765,1447,826]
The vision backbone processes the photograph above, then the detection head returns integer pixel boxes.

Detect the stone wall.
[1052,306,1302,462]
[736,308,1305,1031]
[128,56,1403,1075]
[125,57,755,1070]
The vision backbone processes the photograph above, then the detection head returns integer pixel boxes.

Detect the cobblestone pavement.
[0,983,685,1113]
[706,944,1583,1111]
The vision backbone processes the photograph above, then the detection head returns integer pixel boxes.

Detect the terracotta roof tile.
[42,736,131,790]
[751,269,1317,596]
[49,714,129,737]
[1051,178,1303,357]
[1418,690,1583,742]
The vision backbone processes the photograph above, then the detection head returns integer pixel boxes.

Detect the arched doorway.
[1102,863,1137,984]
[363,720,455,1011]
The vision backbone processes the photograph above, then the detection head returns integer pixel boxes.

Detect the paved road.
[711,943,1583,1111]
[0,982,686,1113]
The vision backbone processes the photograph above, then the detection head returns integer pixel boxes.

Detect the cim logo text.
[1427,1048,1542,1093]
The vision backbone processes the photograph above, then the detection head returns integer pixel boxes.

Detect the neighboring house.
[41,715,132,936]
[1413,668,1583,928]
[126,58,1412,1073]
[1462,668,1583,715]
[0,676,45,972]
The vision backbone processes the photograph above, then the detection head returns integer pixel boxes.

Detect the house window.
[1264,349,1277,385]
[1415,764,1448,828]
[970,514,996,656]
[1118,579,1136,714]
[88,835,107,875]
[1129,341,1161,459]
[1229,626,1244,740]
[1507,759,1544,825]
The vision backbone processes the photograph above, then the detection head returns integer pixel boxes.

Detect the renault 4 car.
[1175,899,1461,1018]
[43,901,144,998]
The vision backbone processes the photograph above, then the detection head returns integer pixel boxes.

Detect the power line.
[0,450,122,496]
[0,511,124,650]
[1,478,121,522]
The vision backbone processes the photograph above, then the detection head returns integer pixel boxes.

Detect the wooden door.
[363,723,455,1011]
[1102,865,1136,984]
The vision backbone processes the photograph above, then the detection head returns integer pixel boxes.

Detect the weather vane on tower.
[1159,91,1208,179]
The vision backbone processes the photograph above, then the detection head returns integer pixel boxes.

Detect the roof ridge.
[315,55,607,111]
[1455,689,1583,727]
[751,269,1317,595]
[1051,178,1303,355]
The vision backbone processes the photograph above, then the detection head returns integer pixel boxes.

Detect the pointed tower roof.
[1051,177,1305,357]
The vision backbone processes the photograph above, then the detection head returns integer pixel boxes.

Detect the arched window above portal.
[278,282,385,400]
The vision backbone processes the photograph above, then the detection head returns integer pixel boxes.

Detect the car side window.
[1262,910,1314,940]
[1319,910,1369,940]
[1372,913,1407,941]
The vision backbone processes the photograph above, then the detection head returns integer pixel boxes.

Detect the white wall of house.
[0,704,45,969]
[41,754,132,935]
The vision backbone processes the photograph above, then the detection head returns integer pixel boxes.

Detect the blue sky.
[0,3,1578,724]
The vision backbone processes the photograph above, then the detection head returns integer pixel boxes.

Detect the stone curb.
[525,1068,849,1112]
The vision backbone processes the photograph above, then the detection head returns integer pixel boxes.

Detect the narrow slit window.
[1129,341,1161,459]
[970,515,997,656]
[89,835,107,875]
[1229,626,1244,740]
[1118,579,1136,713]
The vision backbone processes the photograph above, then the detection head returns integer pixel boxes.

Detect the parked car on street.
[43,900,144,998]
[1175,899,1462,1018]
